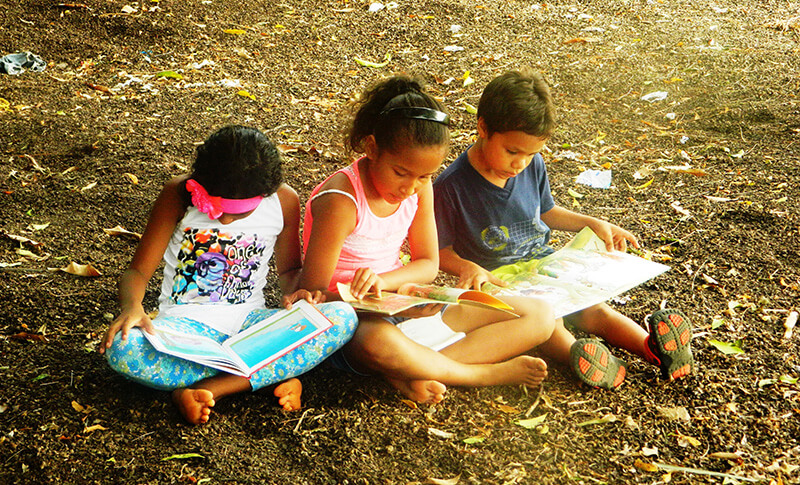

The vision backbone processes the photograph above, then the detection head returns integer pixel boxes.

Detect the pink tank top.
[303,159,419,292]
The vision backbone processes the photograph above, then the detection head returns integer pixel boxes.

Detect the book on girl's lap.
[482,227,670,318]
[142,300,333,378]
[336,282,518,316]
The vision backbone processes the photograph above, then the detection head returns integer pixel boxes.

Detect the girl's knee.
[104,328,148,364]
[349,320,406,363]
[317,301,358,328]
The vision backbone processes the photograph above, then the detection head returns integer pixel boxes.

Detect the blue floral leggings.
[104,301,358,391]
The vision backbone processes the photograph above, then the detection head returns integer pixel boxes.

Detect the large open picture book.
[483,227,669,318]
[142,300,333,378]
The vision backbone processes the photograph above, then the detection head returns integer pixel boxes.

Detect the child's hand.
[98,305,155,354]
[590,220,639,252]
[282,289,326,309]
[349,267,386,299]
[458,261,509,291]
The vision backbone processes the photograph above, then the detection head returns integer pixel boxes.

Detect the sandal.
[570,338,627,390]
[647,308,694,380]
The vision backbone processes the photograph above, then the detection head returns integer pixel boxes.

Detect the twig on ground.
[525,384,544,417]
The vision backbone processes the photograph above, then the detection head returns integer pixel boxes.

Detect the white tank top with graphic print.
[157,193,282,335]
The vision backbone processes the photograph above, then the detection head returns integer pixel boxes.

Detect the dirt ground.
[1,0,799,483]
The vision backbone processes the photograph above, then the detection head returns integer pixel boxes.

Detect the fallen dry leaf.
[83,424,107,433]
[59,262,102,277]
[9,332,48,342]
[707,451,744,465]
[2,231,43,247]
[634,459,659,473]
[103,225,142,240]
[425,475,460,485]
[85,82,113,95]
[676,168,708,176]
[675,432,701,447]
[495,403,520,414]
[427,427,455,439]
[670,200,692,218]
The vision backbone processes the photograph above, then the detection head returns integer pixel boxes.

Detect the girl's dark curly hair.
[346,75,450,154]
[188,125,282,201]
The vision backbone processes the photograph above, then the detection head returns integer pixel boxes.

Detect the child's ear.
[476,117,489,139]
[363,134,379,159]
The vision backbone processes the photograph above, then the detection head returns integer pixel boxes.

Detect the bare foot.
[274,378,302,410]
[172,388,215,425]
[497,355,548,388]
[387,378,447,403]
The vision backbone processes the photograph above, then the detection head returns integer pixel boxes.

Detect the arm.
[540,205,639,252]
[439,246,508,290]
[99,176,187,353]
[273,184,324,308]
[298,174,358,300]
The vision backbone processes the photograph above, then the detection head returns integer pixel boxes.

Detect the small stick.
[293,408,312,433]
[525,384,544,417]
[783,311,798,340]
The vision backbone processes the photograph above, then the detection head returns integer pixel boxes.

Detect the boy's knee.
[515,297,555,324]
[576,302,621,332]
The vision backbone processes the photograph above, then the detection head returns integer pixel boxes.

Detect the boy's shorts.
[328,305,452,376]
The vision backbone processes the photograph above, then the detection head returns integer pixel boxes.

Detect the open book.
[482,227,669,318]
[337,282,517,316]
[142,300,333,378]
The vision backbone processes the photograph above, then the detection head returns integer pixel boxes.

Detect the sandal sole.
[649,309,694,380]
[570,338,627,390]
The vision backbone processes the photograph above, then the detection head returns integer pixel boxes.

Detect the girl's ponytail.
[346,75,449,154]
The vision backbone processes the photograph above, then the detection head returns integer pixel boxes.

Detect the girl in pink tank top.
[300,76,556,404]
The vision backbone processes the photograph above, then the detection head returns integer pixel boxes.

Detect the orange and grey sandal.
[647,308,694,380]
[570,338,627,390]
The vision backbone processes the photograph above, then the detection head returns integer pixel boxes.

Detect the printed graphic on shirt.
[480,218,553,264]
[170,228,267,305]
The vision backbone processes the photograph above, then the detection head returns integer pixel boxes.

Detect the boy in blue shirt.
[433,69,694,389]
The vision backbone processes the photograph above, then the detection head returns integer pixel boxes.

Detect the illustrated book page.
[143,300,333,377]
[483,227,669,318]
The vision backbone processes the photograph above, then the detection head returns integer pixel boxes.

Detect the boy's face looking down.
[469,117,548,187]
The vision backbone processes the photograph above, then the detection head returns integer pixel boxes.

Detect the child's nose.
[400,181,417,196]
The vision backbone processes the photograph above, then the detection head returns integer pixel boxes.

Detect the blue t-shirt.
[433,148,556,271]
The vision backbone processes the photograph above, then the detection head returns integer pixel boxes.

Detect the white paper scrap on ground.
[575,169,612,189]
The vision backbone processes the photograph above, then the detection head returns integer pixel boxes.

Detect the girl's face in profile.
[365,137,448,205]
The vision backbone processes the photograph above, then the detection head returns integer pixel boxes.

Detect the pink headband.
[186,179,263,220]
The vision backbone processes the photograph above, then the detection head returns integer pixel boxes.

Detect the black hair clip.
[380,107,451,126]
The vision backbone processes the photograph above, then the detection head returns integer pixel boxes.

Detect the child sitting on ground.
[99,125,357,424]
[433,69,694,389]
[299,75,556,403]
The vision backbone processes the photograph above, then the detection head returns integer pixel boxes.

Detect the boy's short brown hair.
[477,69,555,137]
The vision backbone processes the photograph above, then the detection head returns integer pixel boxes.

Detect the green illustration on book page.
[483,227,669,318]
